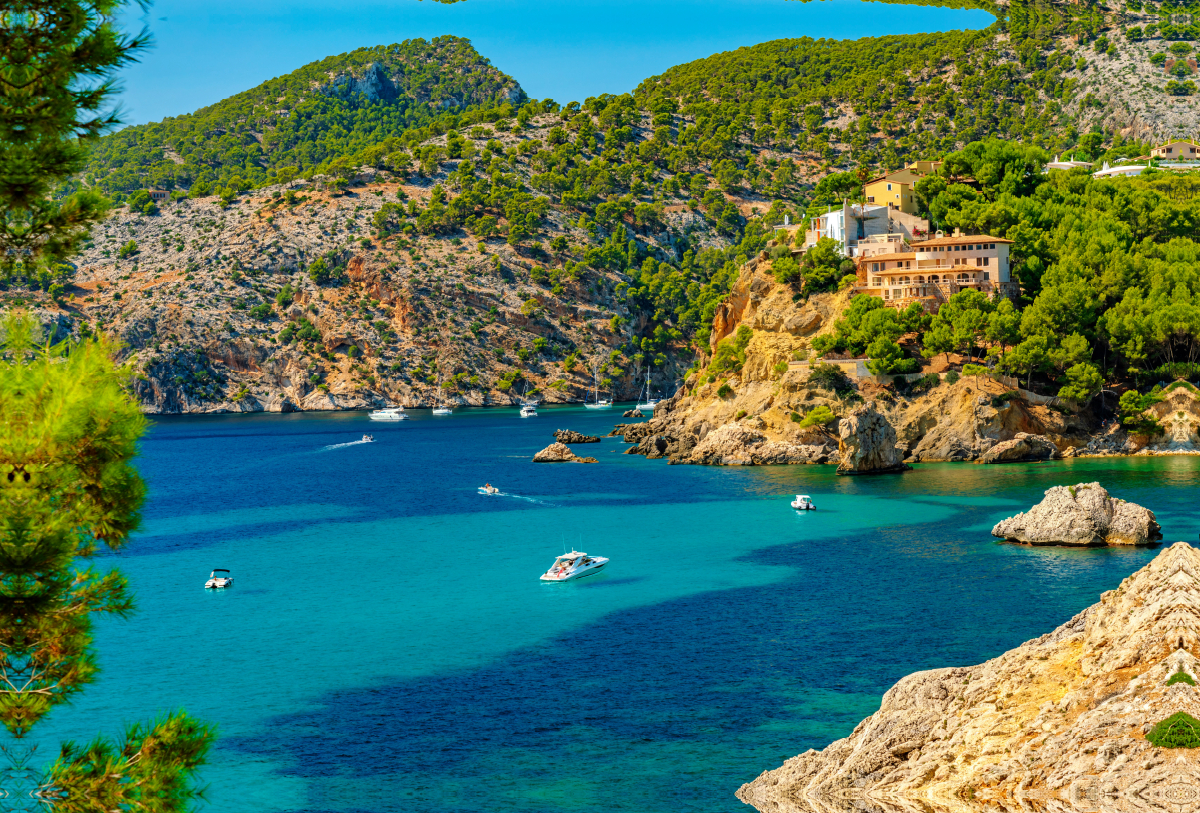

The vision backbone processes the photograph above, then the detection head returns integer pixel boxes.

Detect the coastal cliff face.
[614,256,1098,466]
[738,542,1200,813]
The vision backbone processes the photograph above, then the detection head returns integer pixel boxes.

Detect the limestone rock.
[737,542,1200,813]
[992,482,1163,546]
[684,422,835,466]
[977,432,1061,464]
[554,429,599,444]
[532,442,595,463]
[623,409,644,418]
[836,404,911,475]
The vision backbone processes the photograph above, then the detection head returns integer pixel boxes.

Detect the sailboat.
[636,370,657,412]
[432,373,453,415]
[584,361,612,409]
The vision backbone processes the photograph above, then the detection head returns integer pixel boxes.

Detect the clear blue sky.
[116,0,992,125]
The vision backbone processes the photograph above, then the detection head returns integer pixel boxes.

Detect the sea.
[31,407,1195,812]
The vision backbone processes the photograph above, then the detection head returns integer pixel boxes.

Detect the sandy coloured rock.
[737,542,1200,813]
[991,482,1163,546]
[532,442,595,463]
[977,432,1061,464]
[836,404,911,475]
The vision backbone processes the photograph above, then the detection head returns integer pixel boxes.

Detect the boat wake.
[478,488,555,506]
[322,439,373,451]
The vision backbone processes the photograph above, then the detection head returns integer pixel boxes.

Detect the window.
[990,243,995,249]
[957,272,969,281]
[872,278,881,286]
[917,276,925,283]
[983,272,990,280]
[867,196,875,203]
[871,263,879,273]
[982,257,989,267]
[887,183,892,191]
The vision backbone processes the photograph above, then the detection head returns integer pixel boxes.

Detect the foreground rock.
[977,431,1060,464]
[836,404,911,475]
[737,542,1200,813]
[554,429,599,444]
[532,442,597,463]
[992,482,1163,546]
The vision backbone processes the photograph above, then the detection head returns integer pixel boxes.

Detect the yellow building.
[1151,139,1200,160]
[864,169,922,215]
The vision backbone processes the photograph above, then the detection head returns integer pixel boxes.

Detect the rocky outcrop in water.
[836,404,910,475]
[554,429,599,444]
[992,482,1163,546]
[737,541,1200,813]
[532,442,597,463]
[684,423,836,466]
[977,432,1061,464]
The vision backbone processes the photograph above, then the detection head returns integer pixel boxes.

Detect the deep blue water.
[32,408,1198,812]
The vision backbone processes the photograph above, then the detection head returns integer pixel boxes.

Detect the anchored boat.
[205,569,234,589]
[370,407,408,421]
[791,494,816,511]
[540,551,609,582]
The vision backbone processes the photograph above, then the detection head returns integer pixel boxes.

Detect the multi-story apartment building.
[854,229,1018,311]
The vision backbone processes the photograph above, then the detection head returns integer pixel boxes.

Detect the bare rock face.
[837,404,911,475]
[683,423,836,466]
[554,429,600,444]
[977,432,1061,464]
[992,482,1163,546]
[532,442,595,463]
[737,542,1200,813]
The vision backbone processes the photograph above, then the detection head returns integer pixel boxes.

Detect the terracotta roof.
[915,235,1012,247]
[865,169,923,186]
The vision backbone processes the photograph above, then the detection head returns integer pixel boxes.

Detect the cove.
[119,0,996,125]
[21,408,1192,812]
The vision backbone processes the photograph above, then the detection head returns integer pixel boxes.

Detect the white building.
[806,202,891,257]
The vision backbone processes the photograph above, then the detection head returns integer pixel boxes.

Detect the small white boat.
[370,407,408,421]
[361,434,375,443]
[432,406,453,416]
[791,494,815,511]
[478,484,499,495]
[520,404,538,417]
[584,363,613,409]
[540,551,608,582]
[204,568,234,589]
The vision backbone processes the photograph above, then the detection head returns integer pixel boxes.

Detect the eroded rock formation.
[532,442,596,463]
[992,483,1163,547]
[837,404,911,475]
[737,542,1200,813]
[554,429,600,444]
[977,432,1061,464]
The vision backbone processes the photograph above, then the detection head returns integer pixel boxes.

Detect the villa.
[1150,138,1200,160]
[853,229,1018,312]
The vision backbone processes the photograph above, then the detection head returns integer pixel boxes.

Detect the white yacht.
[584,362,613,409]
[369,407,408,421]
[204,569,234,589]
[432,406,453,416]
[540,551,608,582]
[520,404,538,417]
[791,494,815,511]
[636,370,657,412]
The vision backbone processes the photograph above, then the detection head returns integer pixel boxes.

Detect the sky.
[116,0,993,125]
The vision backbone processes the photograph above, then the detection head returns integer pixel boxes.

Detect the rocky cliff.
[992,483,1163,547]
[737,541,1200,813]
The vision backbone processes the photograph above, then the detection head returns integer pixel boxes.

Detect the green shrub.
[992,390,1019,406]
[808,363,853,394]
[789,411,802,423]
[799,405,837,428]
[717,383,733,398]
[1168,668,1197,686]
[116,240,139,259]
[945,370,961,385]
[735,409,747,420]
[773,360,789,376]
[1148,712,1200,748]
[248,302,272,320]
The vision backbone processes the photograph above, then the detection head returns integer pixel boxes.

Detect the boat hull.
[370,414,408,421]
[540,561,607,582]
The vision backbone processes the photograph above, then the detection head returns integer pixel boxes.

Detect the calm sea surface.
[33,408,1197,811]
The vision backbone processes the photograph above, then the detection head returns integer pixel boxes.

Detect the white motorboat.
[520,404,538,417]
[370,407,408,421]
[636,370,657,412]
[361,434,375,443]
[204,568,234,589]
[432,406,453,415]
[478,483,499,495]
[791,494,815,511]
[540,551,608,582]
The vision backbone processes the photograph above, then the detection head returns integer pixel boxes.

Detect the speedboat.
[479,484,499,495]
[370,407,408,421]
[204,569,234,589]
[432,406,453,415]
[520,404,537,417]
[791,494,815,511]
[361,434,375,442]
[540,551,608,582]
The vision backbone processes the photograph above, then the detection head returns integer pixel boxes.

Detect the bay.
[31,408,1190,811]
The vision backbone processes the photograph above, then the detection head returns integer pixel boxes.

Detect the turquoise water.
[32,409,1196,811]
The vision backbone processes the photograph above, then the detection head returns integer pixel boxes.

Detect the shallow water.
[32,408,1194,812]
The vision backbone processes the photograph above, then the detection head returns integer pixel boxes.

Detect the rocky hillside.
[738,540,1200,813]
[612,249,1098,466]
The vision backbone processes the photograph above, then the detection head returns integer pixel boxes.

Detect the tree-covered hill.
[83,36,524,197]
